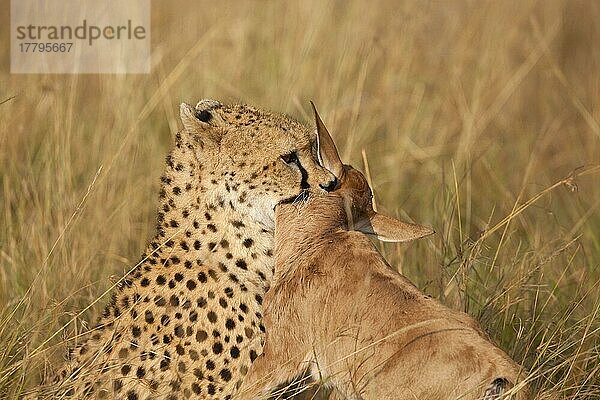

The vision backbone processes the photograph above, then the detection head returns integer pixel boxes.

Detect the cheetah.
[33,99,337,399]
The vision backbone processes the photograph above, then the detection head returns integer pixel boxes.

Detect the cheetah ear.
[311,102,344,178]
[179,103,222,147]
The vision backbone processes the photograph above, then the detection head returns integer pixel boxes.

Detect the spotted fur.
[32,100,336,399]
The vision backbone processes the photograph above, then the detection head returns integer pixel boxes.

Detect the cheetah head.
[179,99,337,231]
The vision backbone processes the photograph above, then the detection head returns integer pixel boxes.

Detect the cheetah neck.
[145,147,275,292]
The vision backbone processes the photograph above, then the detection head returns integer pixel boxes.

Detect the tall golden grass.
[1,0,599,398]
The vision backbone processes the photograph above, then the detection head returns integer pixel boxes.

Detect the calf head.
[312,103,434,242]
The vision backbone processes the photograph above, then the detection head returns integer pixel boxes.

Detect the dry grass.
[1,0,599,398]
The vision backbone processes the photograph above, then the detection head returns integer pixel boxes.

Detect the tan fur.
[31,100,336,400]
[236,113,529,400]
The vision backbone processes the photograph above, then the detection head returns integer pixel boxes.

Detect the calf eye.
[280,151,298,164]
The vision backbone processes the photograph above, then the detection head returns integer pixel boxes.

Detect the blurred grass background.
[0,0,599,398]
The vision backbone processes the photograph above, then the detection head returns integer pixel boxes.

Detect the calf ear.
[356,212,434,242]
[180,103,222,148]
[311,101,344,178]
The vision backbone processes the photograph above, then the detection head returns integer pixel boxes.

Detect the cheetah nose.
[319,177,339,192]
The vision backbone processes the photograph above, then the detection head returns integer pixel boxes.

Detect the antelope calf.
[236,107,528,400]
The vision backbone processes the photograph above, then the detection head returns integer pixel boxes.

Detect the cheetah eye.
[280,151,298,165]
